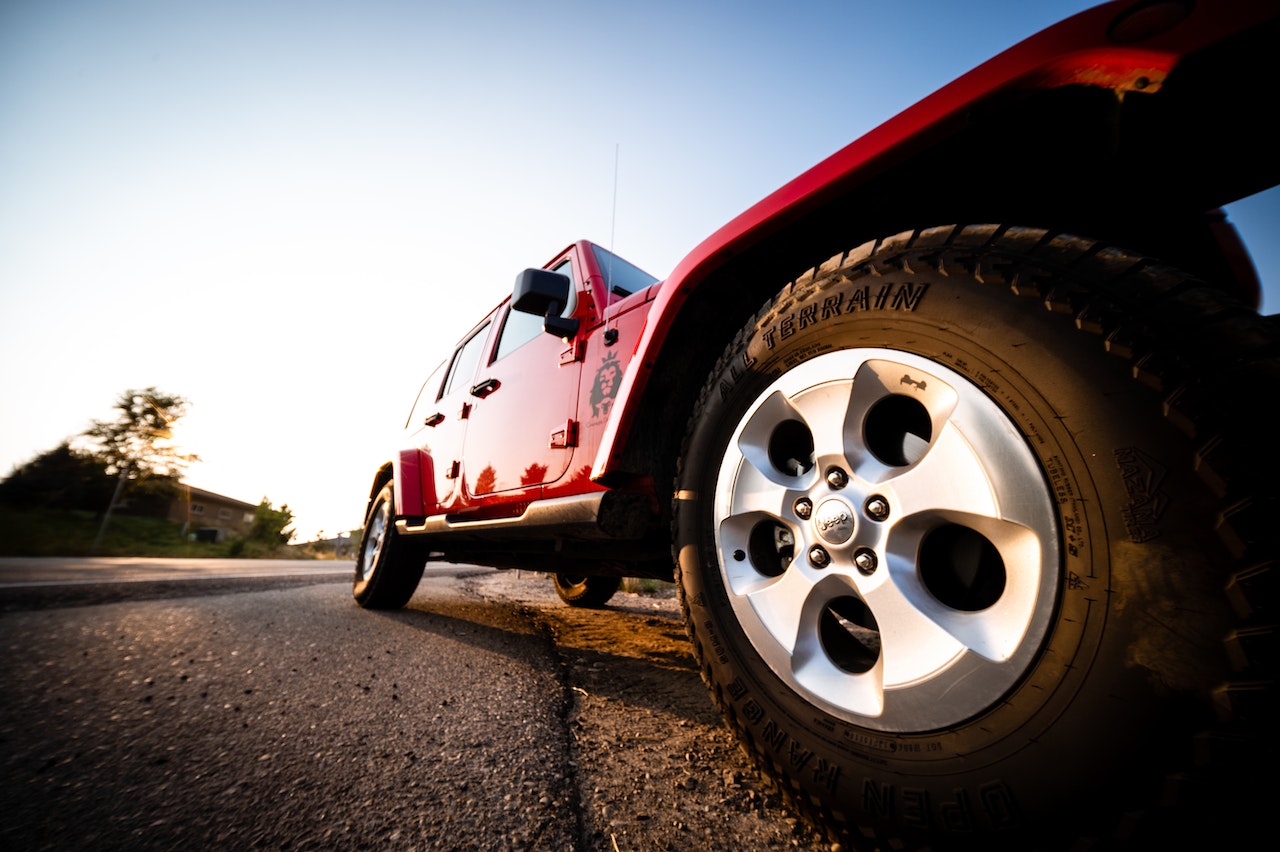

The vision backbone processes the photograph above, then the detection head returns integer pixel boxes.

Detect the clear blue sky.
[3,0,1275,541]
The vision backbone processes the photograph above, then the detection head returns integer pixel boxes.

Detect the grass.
[0,507,669,576]
[0,506,301,559]
[621,576,674,595]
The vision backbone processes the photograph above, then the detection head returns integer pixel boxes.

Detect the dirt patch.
[469,571,836,851]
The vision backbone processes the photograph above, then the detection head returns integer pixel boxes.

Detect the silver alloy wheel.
[359,496,389,583]
[713,348,1058,732]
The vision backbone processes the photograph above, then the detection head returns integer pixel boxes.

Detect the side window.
[492,259,576,362]
[404,359,448,429]
[590,244,658,298]
[443,322,492,396]
[555,259,577,315]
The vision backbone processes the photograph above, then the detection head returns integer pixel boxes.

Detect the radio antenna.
[608,143,618,292]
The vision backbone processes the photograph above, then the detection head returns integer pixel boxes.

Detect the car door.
[458,254,585,502]
[411,316,495,513]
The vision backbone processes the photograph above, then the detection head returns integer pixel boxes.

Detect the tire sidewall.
[675,260,1232,838]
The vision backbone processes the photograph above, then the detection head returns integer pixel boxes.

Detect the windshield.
[591,244,659,298]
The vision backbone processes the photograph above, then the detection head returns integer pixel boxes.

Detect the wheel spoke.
[890,425,1000,518]
[720,453,793,518]
[842,358,958,483]
[787,578,889,715]
[861,560,972,683]
[886,511,1046,662]
[792,639,887,716]
[781,382,859,476]
[734,390,818,488]
[739,564,817,654]
[718,511,797,592]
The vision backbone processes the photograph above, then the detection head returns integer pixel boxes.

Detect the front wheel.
[353,480,427,609]
[673,226,1275,850]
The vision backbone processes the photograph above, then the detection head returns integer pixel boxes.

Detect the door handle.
[423,412,445,427]
[470,378,500,398]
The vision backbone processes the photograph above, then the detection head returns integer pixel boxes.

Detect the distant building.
[166,485,257,543]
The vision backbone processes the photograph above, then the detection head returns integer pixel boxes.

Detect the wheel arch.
[364,463,394,524]
[596,1,1277,489]
[365,448,437,523]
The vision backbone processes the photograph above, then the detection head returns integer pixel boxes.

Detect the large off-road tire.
[353,480,428,609]
[552,572,621,608]
[673,225,1276,850]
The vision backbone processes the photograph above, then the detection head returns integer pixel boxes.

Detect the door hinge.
[559,339,585,366]
[445,460,460,479]
[459,402,472,420]
[549,419,578,449]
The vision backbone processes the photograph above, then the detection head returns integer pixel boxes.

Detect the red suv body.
[354,3,1278,849]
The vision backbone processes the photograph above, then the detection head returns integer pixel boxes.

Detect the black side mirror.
[512,268,580,338]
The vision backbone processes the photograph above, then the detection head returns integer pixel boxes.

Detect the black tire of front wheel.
[552,573,621,608]
[353,481,427,609]
[672,225,1277,851]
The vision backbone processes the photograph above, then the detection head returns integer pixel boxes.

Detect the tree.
[81,387,195,481]
[80,387,196,549]
[249,498,295,546]
[0,442,113,510]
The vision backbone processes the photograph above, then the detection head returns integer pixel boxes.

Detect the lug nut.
[865,496,890,522]
[794,498,813,520]
[826,467,849,489]
[808,546,831,568]
[854,548,878,575]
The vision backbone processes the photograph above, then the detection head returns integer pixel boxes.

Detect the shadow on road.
[365,578,718,727]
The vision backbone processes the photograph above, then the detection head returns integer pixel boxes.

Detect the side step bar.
[396,490,651,541]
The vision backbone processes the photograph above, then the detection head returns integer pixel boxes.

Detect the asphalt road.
[0,556,353,585]
[0,559,828,851]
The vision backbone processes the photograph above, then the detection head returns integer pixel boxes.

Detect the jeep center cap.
[814,499,855,544]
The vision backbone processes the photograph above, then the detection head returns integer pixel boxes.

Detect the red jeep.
[354,2,1277,848]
